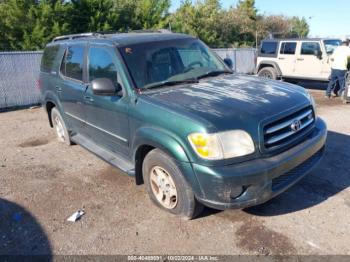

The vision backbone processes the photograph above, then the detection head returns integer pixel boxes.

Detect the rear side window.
[280,42,297,55]
[301,42,321,55]
[60,45,85,81]
[41,45,60,73]
[261,42,278,55]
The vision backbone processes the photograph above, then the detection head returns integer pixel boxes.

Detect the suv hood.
[142,74,311,132]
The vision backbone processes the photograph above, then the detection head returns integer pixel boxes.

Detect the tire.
[51,107,72,145]
[142,149,204,220]
[258,67,277,80]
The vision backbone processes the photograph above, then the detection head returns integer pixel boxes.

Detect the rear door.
[294,41,325,79]
[58,44,87,135]
[83,44,130,157]
[277,41,298,77]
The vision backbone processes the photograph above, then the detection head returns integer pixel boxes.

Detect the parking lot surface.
[1,87,350,255]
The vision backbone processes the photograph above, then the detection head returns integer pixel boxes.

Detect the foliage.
[0,0,310,51]
[290,17,309,38]
[168,0,223,47]
[169,0,309,48]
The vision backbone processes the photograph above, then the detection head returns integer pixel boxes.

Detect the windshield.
[119,38,227,89]
[323,39,342,54]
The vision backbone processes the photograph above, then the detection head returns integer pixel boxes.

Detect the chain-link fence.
[0,51,43,110]
[0,49,257,110]
[213,48,257,74]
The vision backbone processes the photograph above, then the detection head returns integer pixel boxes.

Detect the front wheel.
[258,67,277,80]
[142,149,203,220]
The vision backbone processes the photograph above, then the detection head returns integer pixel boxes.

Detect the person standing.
[325,38,350,98]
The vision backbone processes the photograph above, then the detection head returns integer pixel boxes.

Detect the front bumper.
[192,118,327,210]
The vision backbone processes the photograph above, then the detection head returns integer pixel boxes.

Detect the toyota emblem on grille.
[291,119,302,132]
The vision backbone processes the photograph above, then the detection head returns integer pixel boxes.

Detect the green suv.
[39,32,327,219]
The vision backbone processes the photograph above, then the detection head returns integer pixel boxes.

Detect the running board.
[71,134,135,176]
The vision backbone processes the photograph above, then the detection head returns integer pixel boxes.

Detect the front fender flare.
[132,126,190,163]
[257,61,282,76]
[132,127,205,197]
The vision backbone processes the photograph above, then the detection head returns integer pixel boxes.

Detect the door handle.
[84,96,94,102]
[297,58,304,61]
[55,86,62,92]
[278,57,285,60]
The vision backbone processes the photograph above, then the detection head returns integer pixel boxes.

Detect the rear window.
[60,45,84,81]
[261,42,278,55]
[280,42,297,55]
[41,45,60,73]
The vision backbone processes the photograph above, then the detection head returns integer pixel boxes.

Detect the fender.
[132,126,204,197]
[132,126,191,163]
[43,89,62,110]
[42,89,64,126]
[256,61,283,76]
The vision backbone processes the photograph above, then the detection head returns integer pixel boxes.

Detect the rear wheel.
[258,67,277,80]
[51,107,72,145]
[142,149,203,220]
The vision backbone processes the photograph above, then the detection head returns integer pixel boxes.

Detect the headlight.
[188,130,255,160]
[307,92,317,116]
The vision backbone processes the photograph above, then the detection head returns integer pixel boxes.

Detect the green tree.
[22,0,70,50]
[169,0,223,47]
[236,0,257,20]
[229,0,258,47]
[0,0,310,51]
[134,0,170,29]
[67,0,118,33]
[0,0,37,50]
[261,15,309,39]
[290,17,309,38]
[0,0,70,50]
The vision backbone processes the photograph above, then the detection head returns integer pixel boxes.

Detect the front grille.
[263,106,315,150]
[272,148,324,192]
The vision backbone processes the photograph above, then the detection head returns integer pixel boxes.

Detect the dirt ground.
[1,84,350,256]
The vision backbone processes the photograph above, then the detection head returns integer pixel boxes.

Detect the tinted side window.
[261,42,278,54]
[61,45,84,81]
[301,42,320,55]
[41,45,60,73]
[280,42,297,55]
[88,47,118,86]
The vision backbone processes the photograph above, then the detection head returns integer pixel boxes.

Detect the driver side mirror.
[223,58,233,69]
[91,78,123,96]
[314,50,323,59]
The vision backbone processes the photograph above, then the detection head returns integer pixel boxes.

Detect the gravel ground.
[0,86,350,256]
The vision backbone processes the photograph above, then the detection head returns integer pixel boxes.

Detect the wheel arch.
[132,127,191,186]
[42,91,63,128]
[257,61,282,76]
[45,100,56,127]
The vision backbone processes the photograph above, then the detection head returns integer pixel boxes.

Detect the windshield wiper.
[142,78,199,90]
[196,70,233,80]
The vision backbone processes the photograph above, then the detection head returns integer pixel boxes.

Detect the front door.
[58,44,87,135]
[83,44,130,157]
[278,41,298,77]
[294,41,324,79]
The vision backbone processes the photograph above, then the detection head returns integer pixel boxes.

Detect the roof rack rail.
[94,30,120,35]
[52,29,173,42]
[52,32,102,42]
[129,29,172,34]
